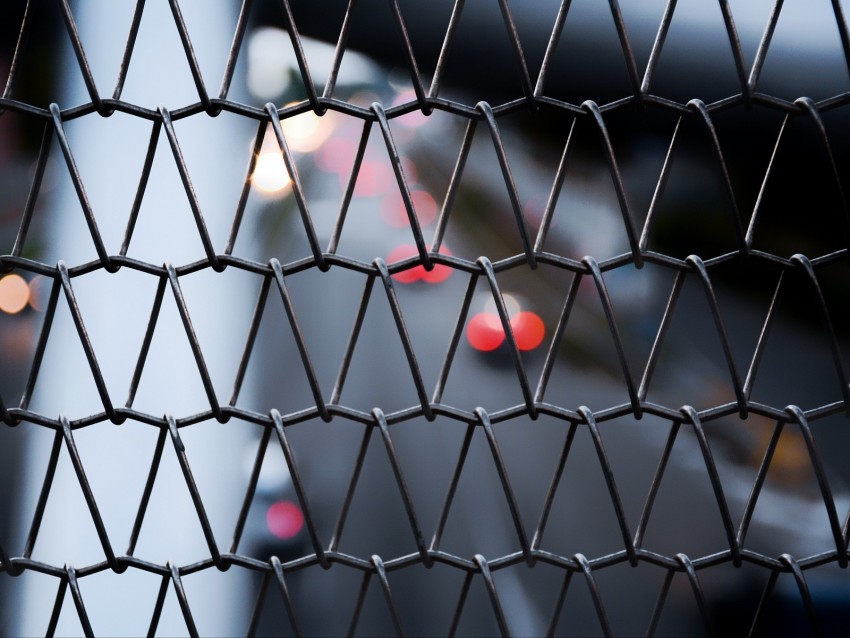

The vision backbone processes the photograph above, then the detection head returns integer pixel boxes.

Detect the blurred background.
[2,0,850,635]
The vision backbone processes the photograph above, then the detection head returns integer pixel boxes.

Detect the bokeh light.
[252,149,291,194]
[281,109,335,153]
[511,311,546,351]
[467,312,505,351]
[315,137,356,174]
[467,296,546,352]
[391,89,429,129]
[0,274,31,314]
[266,500,304,540]
[380,189,437,228]
[350,159,393,197]
[387,244,453,284]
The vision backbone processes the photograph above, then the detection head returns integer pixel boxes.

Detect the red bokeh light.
[345,159,393,197]
[314,137,355,174]
[392,90,430,129]
[467,309,546,352]
[266,500,304,540]
[380,189,438,228]
[467,313,505,351]
[511,311,546,351]
[420,258,452,283]
[387,244,452,284]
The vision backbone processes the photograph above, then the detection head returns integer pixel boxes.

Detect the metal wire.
[1,0,850,635]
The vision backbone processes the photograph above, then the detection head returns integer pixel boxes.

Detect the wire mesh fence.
[2,0,850,635]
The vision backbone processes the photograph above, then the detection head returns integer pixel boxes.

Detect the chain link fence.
[2,0,850,635]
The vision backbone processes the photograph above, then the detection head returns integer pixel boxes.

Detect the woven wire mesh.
[2,0,850,635]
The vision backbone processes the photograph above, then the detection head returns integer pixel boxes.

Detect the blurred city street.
[2,1,850,636]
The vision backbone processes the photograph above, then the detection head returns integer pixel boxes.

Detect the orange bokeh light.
[0,274,30,314]
[251,151,292,194]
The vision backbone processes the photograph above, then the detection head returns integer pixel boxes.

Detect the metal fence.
[2,0,850,635]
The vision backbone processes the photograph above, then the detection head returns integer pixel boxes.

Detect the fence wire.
[2,0,850,636]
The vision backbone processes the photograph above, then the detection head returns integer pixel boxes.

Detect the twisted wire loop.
[1,0,850,635]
